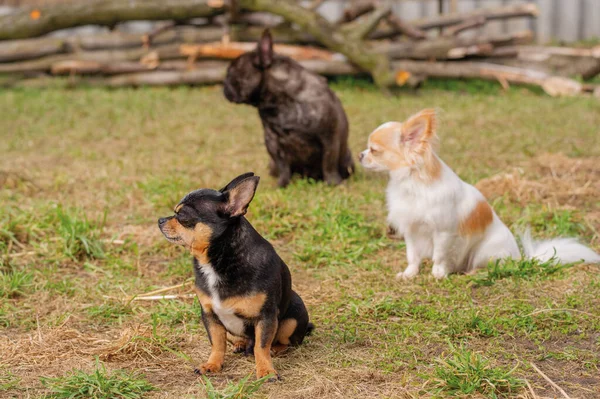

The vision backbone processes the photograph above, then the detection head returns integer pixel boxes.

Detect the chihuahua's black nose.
[158,217,168,226]
[358,152,365,162]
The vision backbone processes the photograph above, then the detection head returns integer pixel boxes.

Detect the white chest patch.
[212,298,246,336]
[198,263,246,337]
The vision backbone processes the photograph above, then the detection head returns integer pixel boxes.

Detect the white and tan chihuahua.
[359,109,600,279]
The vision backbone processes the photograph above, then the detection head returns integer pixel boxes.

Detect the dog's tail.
[520,228,600,264]
[306,322,315,337]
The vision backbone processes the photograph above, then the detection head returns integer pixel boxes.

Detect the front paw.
[277,175,290,188]
[396,266,419,280]
[324,173,343,186]
[194,362,222,375]
[431,265,448,279]
[256,367,280,382]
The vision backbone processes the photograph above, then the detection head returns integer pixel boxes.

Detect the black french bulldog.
[223,29,354,187]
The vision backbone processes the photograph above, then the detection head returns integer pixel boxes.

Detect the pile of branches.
[0,0,599,97]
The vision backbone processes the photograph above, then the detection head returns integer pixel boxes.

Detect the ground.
[1,80,599,399]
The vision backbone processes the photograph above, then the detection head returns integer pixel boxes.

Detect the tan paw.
[256,367,280,381]
[194,362,222,375]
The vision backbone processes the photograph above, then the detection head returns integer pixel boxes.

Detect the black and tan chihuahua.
[158,172,312,380]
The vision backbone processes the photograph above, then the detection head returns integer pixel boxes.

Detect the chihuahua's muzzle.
[158,217,180,243]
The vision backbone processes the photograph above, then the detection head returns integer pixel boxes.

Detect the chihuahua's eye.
[176,213,195,228]
[370,147,378,154]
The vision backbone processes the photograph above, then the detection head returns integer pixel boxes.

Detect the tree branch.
[336,0,375,25]
[385,14,426,40]
[237,0,394,87]
[343,2,392,41]
[443,15,486,37]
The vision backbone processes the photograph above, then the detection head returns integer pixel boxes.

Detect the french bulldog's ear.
[257,29,273,68]
[221,176,260,218]
[219,172,255,193]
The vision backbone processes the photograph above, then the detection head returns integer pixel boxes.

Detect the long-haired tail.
[520,229,600,264]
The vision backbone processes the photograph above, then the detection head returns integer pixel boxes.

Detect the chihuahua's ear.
[400,109,437,148]
[256,29,273,68]
[222,176,260,218]
[220,172,255,193]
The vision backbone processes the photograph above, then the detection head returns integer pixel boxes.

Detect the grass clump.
[0,370,20,391]
[471,257,572,287]
[291,191,385,267]
[86,302,133,323]
[55,206,105,260]
[516,207,585,238]
[432,347,524,397]
[201,374,269,399]
[41,361,154,399]
[0,268,33,298]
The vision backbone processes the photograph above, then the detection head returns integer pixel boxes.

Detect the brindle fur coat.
[223,30,354,187]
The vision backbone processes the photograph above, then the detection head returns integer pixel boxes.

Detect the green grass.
[41,361,154,399]
[0,370,20,391]
[55,206,106,261]
[86,301,133,323]
[0,268,33,298]
[201,374,270,399]
[432,346,524,397]
[1,83,599,398]
[515,207,586,238]
[470,257,574,287]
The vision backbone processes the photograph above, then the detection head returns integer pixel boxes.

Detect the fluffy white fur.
[359,109,600,279]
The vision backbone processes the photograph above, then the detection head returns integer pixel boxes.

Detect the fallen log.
[299,59,361,76]
[0,37,66,62]
[0,26,225,63]
[373,31,533,60]
[489,45,600,80]
[8,58,598,98]
[50,59,194,75]
[0,0,225,41]
[371,3,537,40]
[181,41,338,61]
[22,59,362,82]
[95,64,229,87]
[0,44,182,73]
[412,3,538,30]
[392,60,589,97]
[26,60,361,87]
[78,26,224,50]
